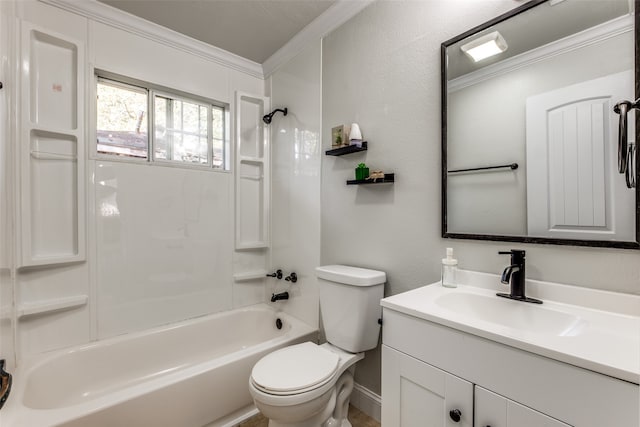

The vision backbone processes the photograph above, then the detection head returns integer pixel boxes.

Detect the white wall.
[94,162,233,338]
[0,0,16,370]
[4,0,265,360]
[321,0,640,396]
[268,41,322,328]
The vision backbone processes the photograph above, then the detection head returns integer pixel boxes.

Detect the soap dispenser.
[441,247,458,288]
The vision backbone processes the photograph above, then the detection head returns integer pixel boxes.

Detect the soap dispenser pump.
[441,247,458,288]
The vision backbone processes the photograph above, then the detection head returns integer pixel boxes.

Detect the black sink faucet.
[497,250,542,304]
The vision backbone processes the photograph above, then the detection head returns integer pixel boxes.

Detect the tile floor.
[238,405,380,427]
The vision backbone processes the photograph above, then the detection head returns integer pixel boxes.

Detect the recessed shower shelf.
[347,173,395,185]
[17,295,88,319]
[233,270,269,282]
[325,141,368,156]
[235,242,269,251]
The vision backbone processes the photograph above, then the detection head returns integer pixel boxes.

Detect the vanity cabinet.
[382,345,569,427]
[382,345,473,426]
[474,386,569,427]
[381,308,638,427]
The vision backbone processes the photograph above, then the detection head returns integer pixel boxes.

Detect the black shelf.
[325,141,368,156]
[347,173,394,185]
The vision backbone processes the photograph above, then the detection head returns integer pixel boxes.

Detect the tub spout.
[270,292,289,302]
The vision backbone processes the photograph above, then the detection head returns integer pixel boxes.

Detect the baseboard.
[350,383,381,422]
[203,403,259,427]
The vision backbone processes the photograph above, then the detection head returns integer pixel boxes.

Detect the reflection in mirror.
[442,0,639,248]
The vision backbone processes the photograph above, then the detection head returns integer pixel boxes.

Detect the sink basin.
[434,291,586,336]
[380,269,640,384]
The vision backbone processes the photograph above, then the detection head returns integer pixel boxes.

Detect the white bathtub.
[1,304,317,427]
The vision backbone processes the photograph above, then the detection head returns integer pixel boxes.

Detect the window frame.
[151,89,213,168]
[93,70,230,172]
[95,76,151,164]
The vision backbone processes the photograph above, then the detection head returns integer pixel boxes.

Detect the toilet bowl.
[249,342,363,427]
[249,265,386,427]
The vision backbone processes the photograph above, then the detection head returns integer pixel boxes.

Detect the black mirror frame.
[441,0,640,250]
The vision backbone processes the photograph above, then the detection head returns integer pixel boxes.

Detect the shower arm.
[262,107,288,125]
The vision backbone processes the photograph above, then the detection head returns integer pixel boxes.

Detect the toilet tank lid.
[316,265,386,286]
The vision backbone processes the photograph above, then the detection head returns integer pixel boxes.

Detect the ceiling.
[99,0,336,64]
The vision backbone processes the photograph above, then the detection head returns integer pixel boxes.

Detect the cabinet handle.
[449,409,462,422]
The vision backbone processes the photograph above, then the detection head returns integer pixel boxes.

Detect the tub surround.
[2,0,265,363]
[268,39,322,329]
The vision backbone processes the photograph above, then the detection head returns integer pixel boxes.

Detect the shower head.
[262,107,288,125]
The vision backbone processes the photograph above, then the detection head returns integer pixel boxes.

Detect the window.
[96,79,148,159]
[96,74,229,170]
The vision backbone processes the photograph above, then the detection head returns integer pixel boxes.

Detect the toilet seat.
[251,342,339,396]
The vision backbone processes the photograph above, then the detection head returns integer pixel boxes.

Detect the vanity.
[380,270,640,427]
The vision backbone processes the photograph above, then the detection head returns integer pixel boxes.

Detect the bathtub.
[1,304,317,427]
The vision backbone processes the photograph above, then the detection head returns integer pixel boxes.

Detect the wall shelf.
[347,173,395,185]
[325,141,368,156]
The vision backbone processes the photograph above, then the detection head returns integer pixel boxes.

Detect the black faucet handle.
[266,269,283,279]
[498,249,525,255]
[285,272,297,283]
[498,249,526,261]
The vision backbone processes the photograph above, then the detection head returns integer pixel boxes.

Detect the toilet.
[249,265,386,427]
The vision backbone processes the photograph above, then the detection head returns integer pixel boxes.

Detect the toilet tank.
[316,265,386,353]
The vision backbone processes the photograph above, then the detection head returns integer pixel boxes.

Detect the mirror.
[442,0,639,249]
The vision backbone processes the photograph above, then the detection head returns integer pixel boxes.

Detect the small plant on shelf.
[355,163,369,180]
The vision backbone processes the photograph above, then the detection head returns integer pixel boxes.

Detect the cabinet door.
[382,345,473,427]
[475,386,571,427]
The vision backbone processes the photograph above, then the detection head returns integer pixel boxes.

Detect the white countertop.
[380,270,640,384]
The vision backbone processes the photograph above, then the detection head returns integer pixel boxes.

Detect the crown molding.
[448,14,633,93]
[39,0,264,79]
[262,0,375,78]
[38,0,375,80]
